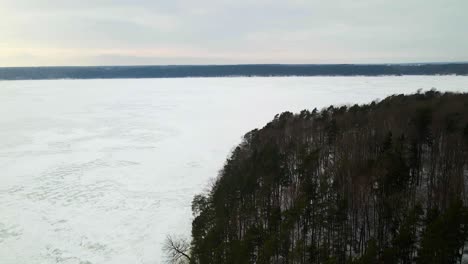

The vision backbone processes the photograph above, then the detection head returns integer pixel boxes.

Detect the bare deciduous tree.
[163,235,191,264]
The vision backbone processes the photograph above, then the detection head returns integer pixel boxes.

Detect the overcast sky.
[0,0,467,66]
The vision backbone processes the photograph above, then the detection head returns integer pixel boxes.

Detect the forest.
[167,90,468,263]
[1,63,467,80]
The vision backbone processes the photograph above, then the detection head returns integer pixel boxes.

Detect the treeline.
[188,91,468,263]
[1,63,468,80]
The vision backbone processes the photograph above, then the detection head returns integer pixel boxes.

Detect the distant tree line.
[177,91,468,263]
[1,64,468,80]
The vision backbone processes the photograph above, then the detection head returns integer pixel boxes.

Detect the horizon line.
[1,61,468,69]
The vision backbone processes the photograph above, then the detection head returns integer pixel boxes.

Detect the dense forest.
[173,91,468,264]
[1,63,468,80]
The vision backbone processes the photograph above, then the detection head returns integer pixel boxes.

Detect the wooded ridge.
[187,90,468,263]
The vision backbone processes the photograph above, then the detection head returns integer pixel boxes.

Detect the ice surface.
[0,76,467,264]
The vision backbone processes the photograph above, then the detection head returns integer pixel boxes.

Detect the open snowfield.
[1,76,468,264]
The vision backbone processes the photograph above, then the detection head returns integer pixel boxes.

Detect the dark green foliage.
[190,91,468,263]
[417,200,468,264]
[354,239,378,264]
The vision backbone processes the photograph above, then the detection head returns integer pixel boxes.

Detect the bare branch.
[163,235,191,264]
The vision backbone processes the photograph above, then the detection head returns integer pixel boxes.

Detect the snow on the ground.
[0,76,467,264]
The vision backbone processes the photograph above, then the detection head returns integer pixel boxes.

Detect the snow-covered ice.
[0,76,467,264]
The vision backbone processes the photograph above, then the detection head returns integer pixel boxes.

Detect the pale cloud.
[0,0,467,66]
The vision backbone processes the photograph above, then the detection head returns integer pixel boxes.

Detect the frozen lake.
[1,76,468,264]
